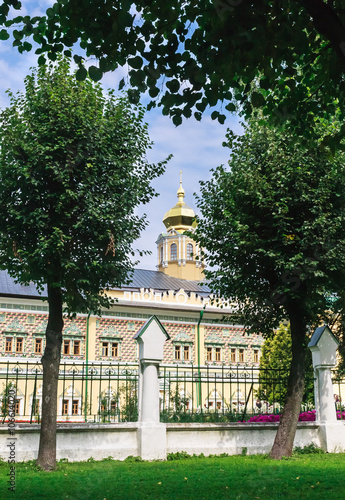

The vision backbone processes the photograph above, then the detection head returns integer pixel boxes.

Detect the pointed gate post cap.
[308,325,339,367]
[134,315,170,362]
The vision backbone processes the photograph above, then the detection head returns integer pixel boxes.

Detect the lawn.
[1,451,344,500]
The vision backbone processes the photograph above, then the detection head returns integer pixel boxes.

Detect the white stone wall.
[0,421,330,462]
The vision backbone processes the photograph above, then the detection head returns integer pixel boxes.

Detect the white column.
[140,362,160,423]
[136,318,168,460]
[182,235,186,264]
[316,366,337,423]
[309,330,345,452]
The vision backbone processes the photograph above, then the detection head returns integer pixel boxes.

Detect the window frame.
[72,399,79,415]
[170,243,177,261]
[15,337,23,353]
[34,338,43,354]
[111,342,118,357]
[73,340,81,356]
[102,342,109,357]
[186,242,194,260]
[5,337,13,353]
[63,339,71,356]
[62,399,69,415]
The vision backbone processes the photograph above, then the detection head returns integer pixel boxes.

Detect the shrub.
[293,443,325,454]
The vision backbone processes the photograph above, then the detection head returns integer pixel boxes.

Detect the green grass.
[1,452,345,500]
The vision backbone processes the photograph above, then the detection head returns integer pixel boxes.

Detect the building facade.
[0,180,264,420]
[0,180,263,366]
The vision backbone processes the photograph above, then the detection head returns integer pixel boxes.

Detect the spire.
[177,169,185,204]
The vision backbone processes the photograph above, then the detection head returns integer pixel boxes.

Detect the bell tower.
[156,172,205,281]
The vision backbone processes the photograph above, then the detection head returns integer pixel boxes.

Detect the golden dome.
[163,175,196,232]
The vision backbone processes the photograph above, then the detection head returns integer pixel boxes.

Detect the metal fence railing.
[1,360,344,424]
[332,373,345,419]
[0,360,138,423]
[159,364,316,423]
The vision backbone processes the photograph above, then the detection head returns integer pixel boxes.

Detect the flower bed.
[242,410,345,423]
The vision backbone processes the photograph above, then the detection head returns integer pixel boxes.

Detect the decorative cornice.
[3,318,26,333]
[100,325,123,339]
[205,333,224,345]
[64,322,83,336]
[174,331,192,343]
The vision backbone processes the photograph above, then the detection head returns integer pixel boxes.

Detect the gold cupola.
[162,179,197,232]
[156,172,205,281]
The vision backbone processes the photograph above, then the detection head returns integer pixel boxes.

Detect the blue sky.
[0,1,242,270]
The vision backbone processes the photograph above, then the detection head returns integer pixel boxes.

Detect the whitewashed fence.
[0,319,344,462]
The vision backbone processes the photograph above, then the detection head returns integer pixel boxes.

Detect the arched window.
[170,243,177,260]
[187,243,193,260]
[160,245,163,263]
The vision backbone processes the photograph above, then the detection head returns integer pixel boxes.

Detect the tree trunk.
[270,302,308,459]
[37,285,64,470]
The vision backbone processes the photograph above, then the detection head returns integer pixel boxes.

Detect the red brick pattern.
[0,311,264,365]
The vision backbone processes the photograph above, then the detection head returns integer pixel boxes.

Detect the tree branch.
[300,0,345,67]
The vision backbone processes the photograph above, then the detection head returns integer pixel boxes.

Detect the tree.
[258,325,292,406]
[0,58,167,469]
[192,120,345,459]
[258,324,313,407]
[3,1,345,143]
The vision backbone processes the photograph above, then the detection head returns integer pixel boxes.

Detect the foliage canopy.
[0,57,167,469]
[2,1,345,145]
[194,122,345,333]
[0,58,166,315]
[193,119,345,458]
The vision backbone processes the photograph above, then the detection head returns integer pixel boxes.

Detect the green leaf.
[251,92,265,108]
[88,66,103,82]
[172,114,182,126]
[75,67,87,81]
[37,55,46,66]
[128,56,143,70]
[73,55,83,65]
[225,103,236,113]
[166,79,180,93]
[0,29,9,40]
[149,86,159,98]
[119,78,125,90]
